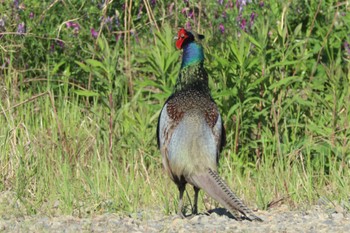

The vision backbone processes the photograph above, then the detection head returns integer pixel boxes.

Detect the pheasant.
[157,28,262,221]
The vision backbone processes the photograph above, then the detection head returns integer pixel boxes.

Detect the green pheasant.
[157,28,262,221]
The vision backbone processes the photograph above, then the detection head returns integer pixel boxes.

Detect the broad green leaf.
[85,59,106,71]
[75,61,91,72]
[269,76,302,89]
[51,61,65,76]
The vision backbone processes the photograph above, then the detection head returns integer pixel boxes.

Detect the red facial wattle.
[176,28,189,49]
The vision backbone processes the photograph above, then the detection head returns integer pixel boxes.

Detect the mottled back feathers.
[167,90,218,128]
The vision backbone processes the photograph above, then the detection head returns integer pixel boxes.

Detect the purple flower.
[137,4,144,19]
[66,21,80,30]
[104,17,112,24]
[250,12,256,28]
[66,21,73,28]
[0,18,4,39]
[222,11,227,19]
[218,0,223,5]
[66,21,80,35]
[13,0,19,8]
[259,1,264,7]
[150,0,156,7]
[103,16,113,30]
[188,9,194,19]
[183,0,189,7]
[17,22,25,34]
[115,12,120,28]
[56,40,64,49]
[115,18,120,28]
[51,39,64,52]
[185,21,192,30]
[344,41,350,57]
[181,8,194,19]
[226,0,234,9]
[169,3,175,14]
[219,23,225,34]
[115,34,121,42]
[250,12,256,22]
[91,28,98,39]
[29,12,34,19]
[240,18,246,30]
[236,0,247,14]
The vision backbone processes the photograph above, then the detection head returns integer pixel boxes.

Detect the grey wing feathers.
[212,113,225,163]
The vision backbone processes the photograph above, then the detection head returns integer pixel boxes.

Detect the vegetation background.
[1,0,349,216]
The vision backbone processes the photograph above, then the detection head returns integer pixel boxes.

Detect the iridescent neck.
[175,42,209,93]
[181,42,204,69]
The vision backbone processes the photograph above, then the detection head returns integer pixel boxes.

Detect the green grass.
[1,0,350,216]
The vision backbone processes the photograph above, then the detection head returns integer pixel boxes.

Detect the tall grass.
[0,0,349,216]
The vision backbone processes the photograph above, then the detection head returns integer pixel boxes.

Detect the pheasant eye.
[180,33,185,38]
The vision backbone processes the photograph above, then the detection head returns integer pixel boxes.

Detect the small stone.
[189,215,201,223]
[331,212,344,221]
[171,217,185,227]
[334,205,345,214]
[53,200,60,209]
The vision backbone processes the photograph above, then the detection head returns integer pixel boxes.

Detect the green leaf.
[85,59,106,70]
[294,23,303,37]
[74,90,99,97]
[269,76,302,89]
[75,61,91,72]
[247,34,261,51]
[227,103,241,118]
[51,61,65,76]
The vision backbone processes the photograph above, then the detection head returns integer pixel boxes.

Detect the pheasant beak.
[174,35,178,40]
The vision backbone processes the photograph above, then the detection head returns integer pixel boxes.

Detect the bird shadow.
[180,206,252,221]
[207,208,251,221]
[207,207,236,218]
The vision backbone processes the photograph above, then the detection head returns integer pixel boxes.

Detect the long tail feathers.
[190,168,263,222]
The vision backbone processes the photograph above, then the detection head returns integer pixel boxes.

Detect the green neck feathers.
[175,42,209,93]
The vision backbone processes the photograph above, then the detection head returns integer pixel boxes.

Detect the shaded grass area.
[1,0,350,216]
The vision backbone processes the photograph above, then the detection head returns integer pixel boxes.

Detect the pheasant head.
[175,28,205,69]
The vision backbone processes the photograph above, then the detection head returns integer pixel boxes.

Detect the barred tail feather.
[190,168,263,222]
